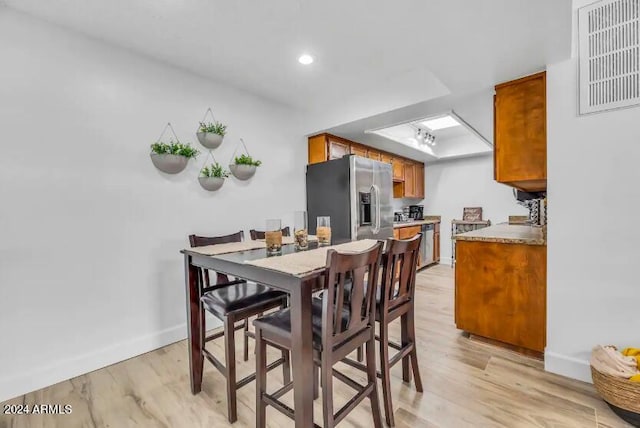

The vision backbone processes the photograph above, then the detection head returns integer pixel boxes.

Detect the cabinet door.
[415,164,425,198]
[367,150,381,161]
[494,71,546,191]
[398,225,420,239]
[308,135,328,164]
[351,144,368,158]
[403,163,416,197]
[328,138,350,160]
[380,153,392,164]
[392,160,404,181]
[433,232,440,262]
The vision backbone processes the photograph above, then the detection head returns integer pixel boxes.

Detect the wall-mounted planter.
[229,164,257,181]
[150,153,189,174]
[198,176,225,191]
[196,132,224,149]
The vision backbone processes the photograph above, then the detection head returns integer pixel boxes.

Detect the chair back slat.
[381,234,422,311]
[188,231,244,286]
[189,231,244,247]
[322,242,383,350]
[249,227,290,240]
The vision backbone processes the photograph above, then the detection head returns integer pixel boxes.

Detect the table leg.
[289,278,314,427]
[184,254,203,394]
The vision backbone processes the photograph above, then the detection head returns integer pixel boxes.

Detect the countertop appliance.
[421,223,434,266]
[409,205,424,220]
[306,155,393,243]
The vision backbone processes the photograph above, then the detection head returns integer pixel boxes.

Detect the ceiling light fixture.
[298,54,314,65]
[414,128,436,147]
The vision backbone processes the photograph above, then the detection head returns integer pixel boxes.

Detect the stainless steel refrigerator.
[306,155,393,244]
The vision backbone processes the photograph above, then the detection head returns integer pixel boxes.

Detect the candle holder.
[265,219,283,256]
[294,211,309,251]
[316,216,331,246]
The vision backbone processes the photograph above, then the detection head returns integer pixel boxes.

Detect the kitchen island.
[454,224,546,356]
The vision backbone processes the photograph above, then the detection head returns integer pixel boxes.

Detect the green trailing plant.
[233,154,262,167]
[199,121,227,136]
[150,141,200,158]
[200,162,229,178]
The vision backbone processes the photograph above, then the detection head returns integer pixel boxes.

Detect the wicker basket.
[591,366,640,426]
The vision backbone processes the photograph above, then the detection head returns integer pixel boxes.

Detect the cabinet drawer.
[398,226,421,240]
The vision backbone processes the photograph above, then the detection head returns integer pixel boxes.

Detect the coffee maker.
[408,205,424,220]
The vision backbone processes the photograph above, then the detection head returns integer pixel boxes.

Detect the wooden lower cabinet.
[455,240,546,353]
[397,225,420,240]
[433,231,440,262]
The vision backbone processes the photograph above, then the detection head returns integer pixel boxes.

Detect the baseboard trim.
[544,350,592,383]
[0,323,189,402]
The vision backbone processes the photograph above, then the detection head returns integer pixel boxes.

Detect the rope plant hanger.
[229,138,261,181]
[197,150,228,192]
[149,122,199,174]
[196,107,227,150]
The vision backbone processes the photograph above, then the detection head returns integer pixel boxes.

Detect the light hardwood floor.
[1,265,632,427]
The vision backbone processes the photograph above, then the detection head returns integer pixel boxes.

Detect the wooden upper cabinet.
[307,134,425,199]
[367,149,381,161]
[392,159,404,181]
[328,137,350,160]
[494,71,547,192]
[350,144,368,158]
[415,163,425,199]
[403,163,416,197]
[308,134,329,164]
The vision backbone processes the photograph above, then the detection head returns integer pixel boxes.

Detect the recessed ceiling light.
[298,54,314,65]
[421,115,460,131]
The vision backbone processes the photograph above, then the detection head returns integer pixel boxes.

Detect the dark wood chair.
[189,231,291,423]
[253,242,384,428]
[249,227,291,240]
[345,234,424,426]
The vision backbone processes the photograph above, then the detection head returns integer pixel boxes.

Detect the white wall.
[544,0,640,382]
[424,155,528,263]
[0,8,306,401]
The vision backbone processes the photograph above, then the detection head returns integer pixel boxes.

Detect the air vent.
[578,0,640,114]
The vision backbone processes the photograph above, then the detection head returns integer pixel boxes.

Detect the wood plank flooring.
[1,265,632,427]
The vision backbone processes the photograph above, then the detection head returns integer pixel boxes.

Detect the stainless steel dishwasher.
[421,223,434,266]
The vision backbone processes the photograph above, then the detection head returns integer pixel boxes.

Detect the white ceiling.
[3,0,572,124]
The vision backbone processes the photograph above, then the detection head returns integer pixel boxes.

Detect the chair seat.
[201,282,286,318]
[253,298,350,350]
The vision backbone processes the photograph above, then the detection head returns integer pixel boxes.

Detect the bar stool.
[253,242,384,428]
[346,234,424,426]
[189,231,290,423]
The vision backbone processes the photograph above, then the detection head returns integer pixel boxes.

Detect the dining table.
[181,238,378,427]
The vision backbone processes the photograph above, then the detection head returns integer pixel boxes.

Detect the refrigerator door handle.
[371,184,381,234]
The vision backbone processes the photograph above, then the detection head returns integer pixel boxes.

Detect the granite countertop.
[453,223,546,246]
[393,216,441,228]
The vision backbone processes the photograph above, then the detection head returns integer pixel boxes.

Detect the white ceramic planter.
[198,176,225,191]
[150,153,189,174]
[196,132,224,149]
[229,164,257,180]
